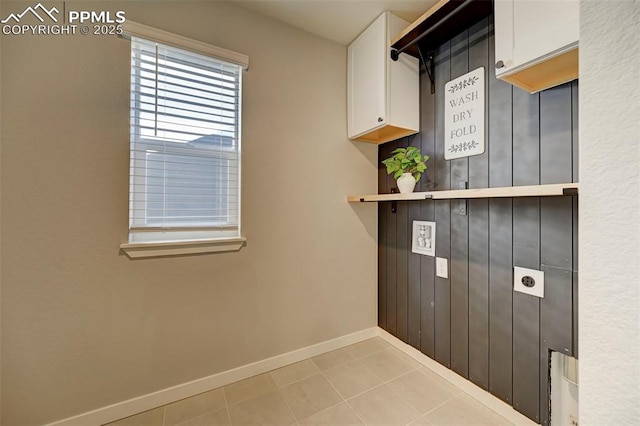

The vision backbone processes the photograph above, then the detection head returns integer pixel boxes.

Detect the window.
[120,23,248,256]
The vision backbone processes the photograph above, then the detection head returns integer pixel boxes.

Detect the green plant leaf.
[382,146,429,179]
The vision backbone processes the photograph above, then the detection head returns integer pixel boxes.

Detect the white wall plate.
[412,220,436,256]
[436,257,448,279]
[514,266,545,298]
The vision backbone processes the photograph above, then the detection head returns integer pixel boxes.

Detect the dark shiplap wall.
[378,17,578,425]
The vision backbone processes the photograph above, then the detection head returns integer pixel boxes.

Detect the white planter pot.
[397,173,417,194]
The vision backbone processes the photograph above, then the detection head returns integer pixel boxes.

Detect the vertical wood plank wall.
[377,17,578,425]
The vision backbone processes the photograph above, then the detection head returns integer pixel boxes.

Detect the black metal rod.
[393,0,475,57]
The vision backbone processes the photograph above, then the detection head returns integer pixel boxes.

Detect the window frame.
[119,22,248,258]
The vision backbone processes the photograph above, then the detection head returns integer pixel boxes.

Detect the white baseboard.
[377,328,539,426]
[47,327,379,426]
[48,326,539,426]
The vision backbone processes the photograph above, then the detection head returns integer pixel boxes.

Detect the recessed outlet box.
[412,221,436,256]
[436,257,448,278]
[514,266,544,298]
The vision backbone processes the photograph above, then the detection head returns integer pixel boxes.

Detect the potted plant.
[381,146,429,194]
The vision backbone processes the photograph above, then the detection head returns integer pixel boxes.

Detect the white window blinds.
[129,36,242,243]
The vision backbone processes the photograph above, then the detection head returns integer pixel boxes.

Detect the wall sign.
[444,67,485,160]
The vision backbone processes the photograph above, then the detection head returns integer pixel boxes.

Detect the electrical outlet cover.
[514,266,544,298]
[412,221,436,256]
[436,257,448,279]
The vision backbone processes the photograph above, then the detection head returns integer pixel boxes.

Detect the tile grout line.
[317,366,368,425]
[380,333,521,424]
[287,356,359,424]
[291,340,395,425]
[342,349,470,425]
[326,349,421,425]
[272,359,320,389]
[311,352,370,424]
[349,341,393,361]
[223,372,281,408]
[239,339,395,424]
[330,349,421,402]
[411,391,464,425]
[269,371,301,426]
[373,369,424,426]
[221,386,233,426]
[356,348,418,382]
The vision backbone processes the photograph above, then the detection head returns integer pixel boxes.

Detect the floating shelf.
[347,183,579,203]
[390,0,492,59]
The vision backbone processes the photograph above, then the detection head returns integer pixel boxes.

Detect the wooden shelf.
[390,0,492,59]
[347,183,579,203]
[348,192,433,203]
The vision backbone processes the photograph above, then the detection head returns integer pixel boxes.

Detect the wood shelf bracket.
[391,188,398,213]
[418,46,436,94]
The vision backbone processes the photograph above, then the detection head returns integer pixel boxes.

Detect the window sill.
[120,237,246,259]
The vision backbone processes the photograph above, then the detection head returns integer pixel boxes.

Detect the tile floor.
[106,337,512,426]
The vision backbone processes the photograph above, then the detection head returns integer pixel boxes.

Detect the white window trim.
[119,23,248,259]
[121,237,247,259]
[120,21,249,70]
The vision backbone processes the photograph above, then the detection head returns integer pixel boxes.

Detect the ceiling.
[230,0,439,45]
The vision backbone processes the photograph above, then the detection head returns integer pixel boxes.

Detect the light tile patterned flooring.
[107,338,512,426]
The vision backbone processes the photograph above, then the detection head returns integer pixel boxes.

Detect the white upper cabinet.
[348,12,419,144]
[494,0,579,93]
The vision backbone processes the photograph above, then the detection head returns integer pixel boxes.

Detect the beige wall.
[0,1,378,424]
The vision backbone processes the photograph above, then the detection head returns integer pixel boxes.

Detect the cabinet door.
[348,14,386,138]
[494,0,514,72]
[495,0,578,74]
[512,0,578,67]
